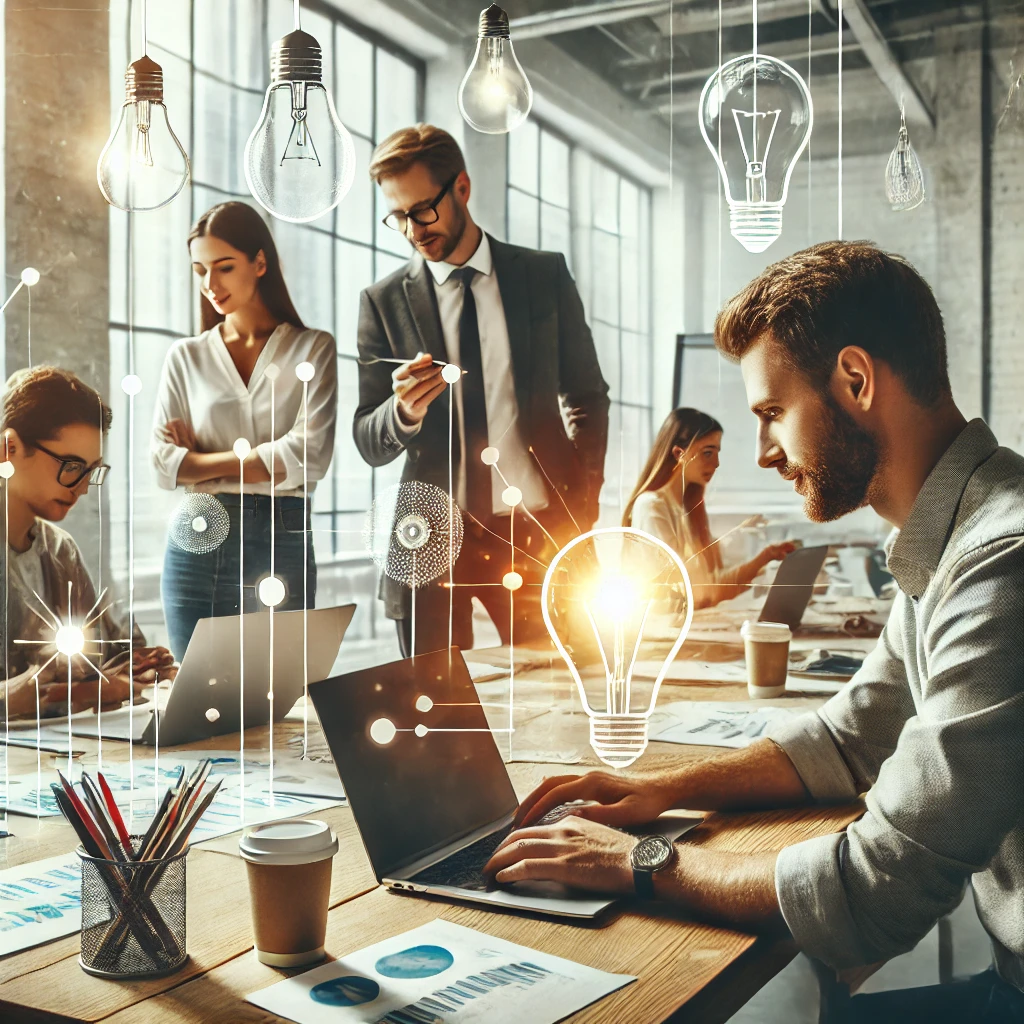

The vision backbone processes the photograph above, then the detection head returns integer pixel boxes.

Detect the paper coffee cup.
[740,620,792,699]
[239,819,338,967]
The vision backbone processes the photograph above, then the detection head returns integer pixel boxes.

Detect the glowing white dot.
[258,575,286,607]
[233,438,251,460]
[481,447,500,466]
[369,717,397,745]
[501,486,522,508]
[20,267,40,287]
[192,516,208,533]
[441,363,462,384]
[0,462,14,480]
[54,625,85,657]
[414,724,428,738]
[263,363,280,382]
[208,678,217,686]
[205,708,220,723]
[415,694,433,713]
[502,571,523,591]
[295,361,315,382]
[121,374,142,396]
[267,691,274,700]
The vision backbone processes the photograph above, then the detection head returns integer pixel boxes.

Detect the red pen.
[97,772,134,856]
[56,770,113,860]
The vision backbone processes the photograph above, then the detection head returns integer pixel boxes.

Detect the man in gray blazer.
[354,124,609,656]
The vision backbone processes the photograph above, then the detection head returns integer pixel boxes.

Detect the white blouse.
[151,322,338,497]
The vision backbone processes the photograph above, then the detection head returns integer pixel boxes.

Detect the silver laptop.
[759,544,829,630]
[76,605,354,746]
[309,647,696,919]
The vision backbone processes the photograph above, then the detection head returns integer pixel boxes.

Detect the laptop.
[75,605,354,746]
[309,647,698,919]
[758,545,829,630]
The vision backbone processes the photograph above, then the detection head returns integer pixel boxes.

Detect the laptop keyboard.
[409,823,514,892]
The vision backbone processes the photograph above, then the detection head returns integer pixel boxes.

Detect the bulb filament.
[282,81,321,166]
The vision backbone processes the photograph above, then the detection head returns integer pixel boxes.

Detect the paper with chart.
[649,701,800,748]
[247,918,634,1024]
[0,853,83,956]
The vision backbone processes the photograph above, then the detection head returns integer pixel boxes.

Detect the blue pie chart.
[310,975,380,1006]
[374,944,455,979]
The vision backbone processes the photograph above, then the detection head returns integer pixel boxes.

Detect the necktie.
[450,266,491,515]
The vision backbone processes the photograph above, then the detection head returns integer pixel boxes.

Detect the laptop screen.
[308,649,519,879]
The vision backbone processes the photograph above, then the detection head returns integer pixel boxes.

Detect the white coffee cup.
[740,620,792,699]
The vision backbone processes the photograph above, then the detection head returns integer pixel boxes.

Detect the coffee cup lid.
[740,620,792,642]
[238,819,339,866]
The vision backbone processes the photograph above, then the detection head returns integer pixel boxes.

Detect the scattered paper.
[631,659,748,684]
[650,701,800,748]
[0,853,83,956]
[247,918,634,1024]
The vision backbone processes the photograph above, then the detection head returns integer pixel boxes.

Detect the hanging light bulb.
[699,54,812,253]
[458,4,533,135]
[541,528,693,768]
[997,60,1024,134]
[97,46,190,211]
[244,1,356,223]
[885,104,925,211]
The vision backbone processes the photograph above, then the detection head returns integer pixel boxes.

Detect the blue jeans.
[161,494,316,661]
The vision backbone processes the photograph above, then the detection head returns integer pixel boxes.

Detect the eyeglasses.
[34,442,110,488]
[382,175,458,233]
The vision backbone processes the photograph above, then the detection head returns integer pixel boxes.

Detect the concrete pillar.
[5,0,110,574]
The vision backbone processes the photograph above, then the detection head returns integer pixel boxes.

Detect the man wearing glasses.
[0,366,174,719]
[355,124,609,656]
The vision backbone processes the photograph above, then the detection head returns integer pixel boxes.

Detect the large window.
[107,0,423,644]
[506,124,653,526]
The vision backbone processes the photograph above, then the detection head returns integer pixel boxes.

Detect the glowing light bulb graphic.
[542,528,693,768]
[458,4,533,135]
[885,105,925,211]
[97,54,190,212]
[699,54,812,253]
[244,11,356,223]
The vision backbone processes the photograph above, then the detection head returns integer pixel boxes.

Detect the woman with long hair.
[623,408,794,609]
[152,201,338,659]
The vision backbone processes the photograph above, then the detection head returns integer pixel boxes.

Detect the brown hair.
[2,366,112,447]
[368,124,467,186]
[715,240,950,406]
[189,202,306,333]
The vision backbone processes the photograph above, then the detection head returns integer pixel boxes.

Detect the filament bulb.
[885,108,925,212]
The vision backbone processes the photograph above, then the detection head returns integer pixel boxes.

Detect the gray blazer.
[353,235,610,613]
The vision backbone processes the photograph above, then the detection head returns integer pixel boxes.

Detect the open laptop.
[758,545,829,630]
[75,605,354,746]
[309,647,697,919]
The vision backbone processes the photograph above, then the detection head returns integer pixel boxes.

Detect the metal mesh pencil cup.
[78,838,188,978]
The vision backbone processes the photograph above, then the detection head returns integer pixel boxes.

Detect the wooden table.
[0,621,870,1024]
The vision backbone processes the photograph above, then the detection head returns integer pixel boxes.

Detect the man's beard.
[784,397,879,522]
[415,202,467,263]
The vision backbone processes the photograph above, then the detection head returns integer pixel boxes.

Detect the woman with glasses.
[152,201,338,661]
[0,366,175,719]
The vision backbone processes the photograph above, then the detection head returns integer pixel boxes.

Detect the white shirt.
[396,233,547,515]
[151,322,338,497]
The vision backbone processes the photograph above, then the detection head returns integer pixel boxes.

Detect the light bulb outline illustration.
[244,19,357,223]
[458,4,534,135]
[885,104,925,211]
[541,527,694,769]
[97,54,191,212]
[699,54,813,253]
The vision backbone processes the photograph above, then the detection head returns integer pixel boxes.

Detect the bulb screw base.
[728,203,784,254]
[270,29,324,84]
[125,55,164,103]
[589,714,649,768]
[479,4,511,38]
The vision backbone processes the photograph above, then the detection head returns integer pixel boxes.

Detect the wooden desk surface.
[0,628,869,1024]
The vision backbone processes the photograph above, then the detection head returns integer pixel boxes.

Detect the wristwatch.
[630,834,675,899]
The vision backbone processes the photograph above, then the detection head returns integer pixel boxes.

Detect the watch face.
[632,835,674,871]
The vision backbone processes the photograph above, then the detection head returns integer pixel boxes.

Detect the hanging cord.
[294,0,301,31]
[141,0,148,54]
[837,0,843,237]
[807,0,813,241]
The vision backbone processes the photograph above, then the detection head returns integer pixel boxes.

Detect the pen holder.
[78,838,189,979]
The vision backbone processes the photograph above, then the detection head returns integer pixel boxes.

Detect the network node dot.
[369,717,397,745]
[501,485,522,508]
[295,361,315,382]
[414,724,429,738]
[208,678,217,686]
[263,363,281,382]
[232,437,252,460]
[54,625,85,657]
[205,708,220,723]
[258,575,286,607]
[502,571,524,591]
[120,374,143,396]
[20,267,40,287]
[441,363,462,384]
[481,447,499,466]
[0,462,14,480]
[192,516,208,533]
[414,694,433,713]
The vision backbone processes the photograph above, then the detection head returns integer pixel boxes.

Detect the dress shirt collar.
[885,418,999,597]
[425,230,493,286]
